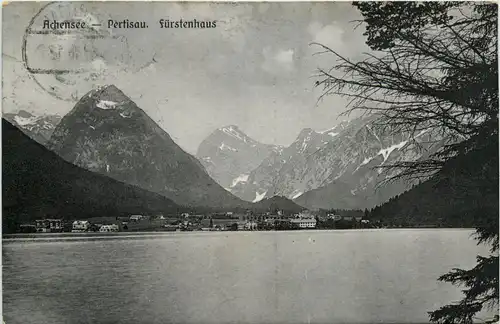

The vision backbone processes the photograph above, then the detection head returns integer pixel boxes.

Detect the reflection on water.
[2,230,487,324]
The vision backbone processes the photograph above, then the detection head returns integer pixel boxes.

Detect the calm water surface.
[2,229,488,324]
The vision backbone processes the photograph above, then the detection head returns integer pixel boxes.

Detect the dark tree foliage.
[2,119,179,233]
[313,2,498,323]
[324,208,364,217]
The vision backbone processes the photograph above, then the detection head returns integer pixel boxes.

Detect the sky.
[2,2,371,154]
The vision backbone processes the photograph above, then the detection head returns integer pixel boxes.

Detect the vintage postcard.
[2,1,498,324]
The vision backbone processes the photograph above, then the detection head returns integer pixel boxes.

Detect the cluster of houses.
[223,212,369,231]
[71,221,119,233]
[167,210,320,232]
[27,214,160,233]
[22,210,370,234]
[175,210,367,231]
[33,219,64,233]
[31,217,133,233]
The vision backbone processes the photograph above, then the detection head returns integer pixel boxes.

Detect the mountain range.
[198,116,444,210]
[45,85,249,209]
[5,84,444,213]
[2,118,179,233]
[3,110,61,145]
[4,86,305,215]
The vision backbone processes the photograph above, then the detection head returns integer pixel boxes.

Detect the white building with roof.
[99,224,119,232]
[35,219,63,233]
[244,221,258,230]
[72,220,90,232]
[290,218,317,229]
[130,215,145,221]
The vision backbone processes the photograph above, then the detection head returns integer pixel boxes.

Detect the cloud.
[309,22,345,49]
[261,47,295,74]
[275,49,294,66]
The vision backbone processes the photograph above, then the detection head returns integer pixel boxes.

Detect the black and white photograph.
[2,1,499,323]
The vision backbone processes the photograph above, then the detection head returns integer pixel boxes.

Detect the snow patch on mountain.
[274,146,284,154]
[415,129,430,138]
[231,174,249,187]
[13,115,37,126]
[300,136,312,153]
[96,100,118,110]
[219,142,237,152]
[378,140,408,162]
[318,120,350,136]
[352,140,409,175]
[221,126,245,142]
[361,156,374,167]
[352,156,376,174]
[253,190,267,203]
[202,156,213,164]
[291,190,303,199]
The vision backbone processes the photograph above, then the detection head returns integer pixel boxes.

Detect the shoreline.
[3,228,478,243]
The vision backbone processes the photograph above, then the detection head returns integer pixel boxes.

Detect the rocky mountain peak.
[3,110,62,145]
[220,124,239,131]
[297,128,315,137]
[46,87,247,209]
[215,124,253,144]
[290,127,331,155]
[318,120,352,137]
[229,114,443,209]
[197,124,280,189]
[93,84,129,101]
[85,84,118,95]
[61,85,146,127]
[82,85,134,110]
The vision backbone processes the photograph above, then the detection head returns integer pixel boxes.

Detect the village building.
[129,215,145,222]
[99,224,119,232]
[72,220,90,232]
[236,221,247,231]
[290,218,317,229]
[245,221,258,231]
[327,214,342,221]
[35,219,63,233]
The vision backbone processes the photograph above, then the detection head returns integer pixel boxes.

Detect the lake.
[2,229,490,324]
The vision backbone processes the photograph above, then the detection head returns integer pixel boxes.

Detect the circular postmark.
[22,2,138,102]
